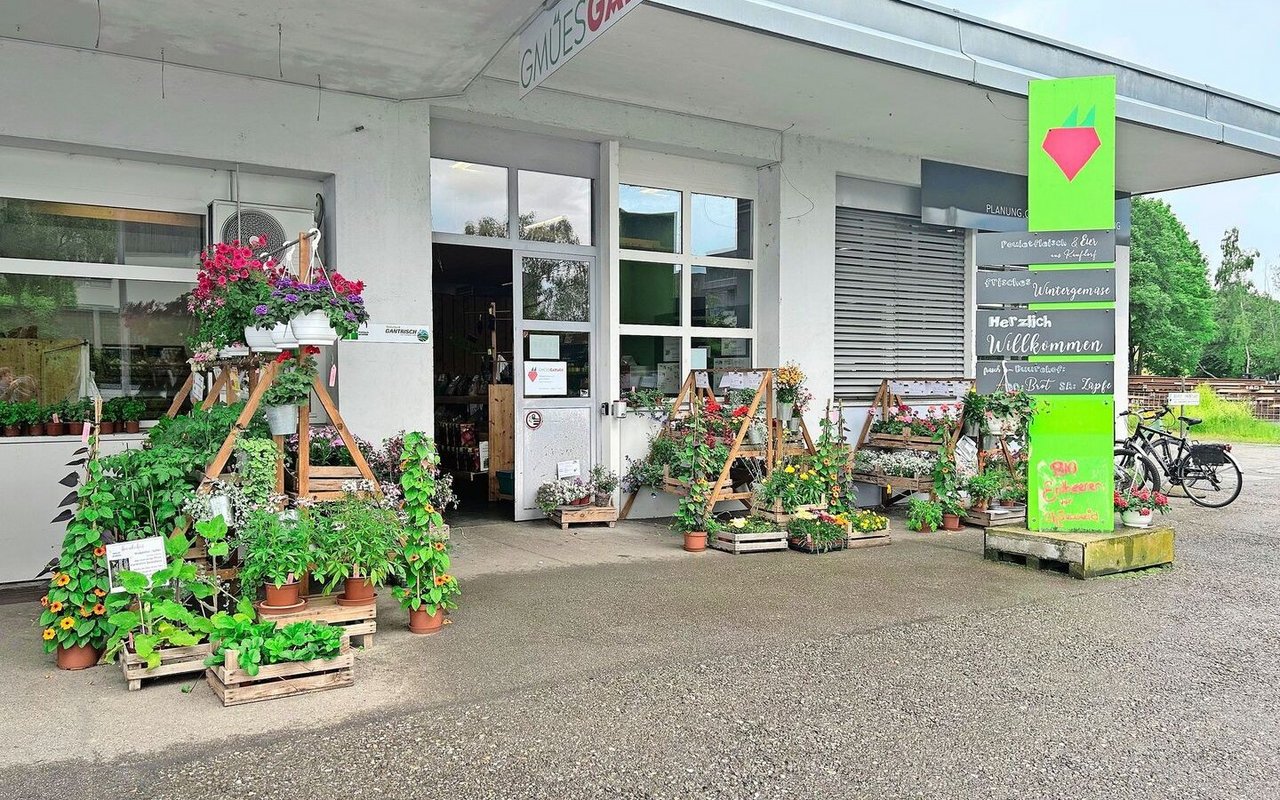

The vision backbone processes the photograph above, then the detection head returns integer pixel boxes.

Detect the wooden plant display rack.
[851,377,972,505]
[964,503,1027,528]
[661,369,816,514]
[263,593,378,648]
[548,502,618,530]
[206,638,355,707]
[120,642,213,691]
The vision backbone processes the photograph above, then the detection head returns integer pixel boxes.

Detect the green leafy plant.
[312,496,401,593]
[981,389,1038,435]
[119,397,146,423]
[812,412,859,515]
[102,396,129,423]
[755,460,825,512]
[235,437,279,506]
[392,432,459,615]
[39,451,113,654]
[102,533,217,668]
[588,464,619,495]
[723,515,781,534]
[262,353,318,407]
[672,479,719,534]
[205,607,343,678]
[905,497,943,532]
[238,510,313,595]
[965,471,1006,504]
[0,401,21,427]
[622,387,669,413]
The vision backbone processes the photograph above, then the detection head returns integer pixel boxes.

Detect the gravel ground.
[4,445,1277,800]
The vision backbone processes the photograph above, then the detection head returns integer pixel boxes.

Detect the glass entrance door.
[512,253,596,520]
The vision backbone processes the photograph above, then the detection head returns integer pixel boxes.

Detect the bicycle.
[1113,405,1242,508]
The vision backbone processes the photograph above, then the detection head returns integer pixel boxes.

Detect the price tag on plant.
[329,364,337,387]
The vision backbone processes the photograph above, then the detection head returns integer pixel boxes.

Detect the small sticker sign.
[525,410,543,430]
[524,361,568,396]
[354,323,431,344]
[1167,391,1200,406]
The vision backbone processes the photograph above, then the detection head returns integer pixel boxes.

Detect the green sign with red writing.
[1026,76,1117,532]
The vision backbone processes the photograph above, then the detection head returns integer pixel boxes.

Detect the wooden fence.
[1128,376,1280,421]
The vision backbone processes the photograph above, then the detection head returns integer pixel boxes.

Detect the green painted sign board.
[1026,75,1116,532]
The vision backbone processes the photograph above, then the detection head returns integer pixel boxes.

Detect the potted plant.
[1115,486,1169,528]
[99,397,121,435]
[672,478,718,552]
[261,349,319,435]
[960,390,985,437]
[120,397,146,434]
[939,496,965,531]
[313,496,400,606]
[965,471,1004,513]
[393,432,458,634]
[588,464,619,506]
[64,398,89,436]
[787,509,848,553]
[905,497,943,532]
[268,271,369,346]
[238,509,314,614]
[753,461,826,520]
[535,477,590,513]
[774,361,805,421]
[189,240,280,357]
[43,402,65,436]
[0,401,20,436]
[982,389,1037,437]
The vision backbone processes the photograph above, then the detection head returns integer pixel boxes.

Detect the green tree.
[1127,197,1215,375]
[1204,228,1267,377]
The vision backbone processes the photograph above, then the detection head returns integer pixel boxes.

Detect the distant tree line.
[1129,197,1280,379]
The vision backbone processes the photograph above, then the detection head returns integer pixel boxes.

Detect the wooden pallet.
[867,433,947,451]
[262,593,377,648]
[963,504,1028,528]
[846,530,893,549]
[547,503,618,530]
[984,524,1175,580]
[206,643,354,707]
[710,528,787,554]
[119,642,212,691]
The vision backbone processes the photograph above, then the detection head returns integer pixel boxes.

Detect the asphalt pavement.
[2,444,1277,800]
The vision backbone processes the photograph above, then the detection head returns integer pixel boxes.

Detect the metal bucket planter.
[264,404,299,436]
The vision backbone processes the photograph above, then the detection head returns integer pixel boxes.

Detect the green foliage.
[786,512,845,552]
[812,413,858,515]
[965,471,1006,503]
[204,605,343,678]
[238,511,314,595]
[1128,197,1216,375]
[96,444,207,540]
[622,387,669,413]
[147,403,269,462]
[588,464,619,495]
[235,437,279,506]
[262,356,317,407]
[723,516,782,534]
[312,496,401,593]
[672,479,716,534]
[1143,385,1280,444]
[392,432,460,614]
[905,497,943,532]
[38,456,113,653]
[755,461,824,512]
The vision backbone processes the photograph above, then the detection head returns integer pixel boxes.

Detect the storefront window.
[0,273,193,416]
[619,185,680,253]
[430,159,509,237]
[523,331,590,397]
[522,257,590,322]
[692,266,751,328]
[0,198,202,268]
[620,261,680,325]
[518,171,593,246]
[691,336,752,371]
[691,194,752,259]
[620,335,681,395]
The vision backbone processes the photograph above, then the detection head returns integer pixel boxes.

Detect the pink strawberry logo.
[527,368,538,383]
[1042,106,1101,181]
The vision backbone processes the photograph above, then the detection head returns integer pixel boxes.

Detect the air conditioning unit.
[207,200,316,252]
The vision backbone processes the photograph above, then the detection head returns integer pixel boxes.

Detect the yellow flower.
[59,616,75,630]
[799,473,809,481]
[54,573,71,587]
[784,465,795,474]
[78,606,92,618]
[42,628,55,641]
[49,601,63,614]
[794,510,816,520]
[730,518,747,529]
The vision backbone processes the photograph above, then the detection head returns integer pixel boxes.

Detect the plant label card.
[105,537,167,593]
[557,460,581,479]
[524,361,567,396]
[529,334,560,360]
[694,371,711,389]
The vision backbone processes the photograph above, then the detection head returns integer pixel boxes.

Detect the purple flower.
[344,312,357,322]
[329,297,341,306]
[348,294,363,304]
[284,294,299,303]
[252,304,269,316]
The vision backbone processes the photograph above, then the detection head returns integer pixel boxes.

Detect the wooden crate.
[710,528,787,554]
[205,642,354,707]
[548,503,618,530]
[751,498,827,525]
[262,593,377,648]
[963,504,1028,528]
[119,642,213,691]
[849,472,933,492]
[787,536,846,555]
[868,433,946,451]
[846,529,893,549]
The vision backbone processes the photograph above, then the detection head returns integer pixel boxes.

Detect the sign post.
[1024,76,1118,532]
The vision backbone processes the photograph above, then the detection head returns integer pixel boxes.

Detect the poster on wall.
[657,362,680,393]
[104,537,167,593]
[524,361,567,396]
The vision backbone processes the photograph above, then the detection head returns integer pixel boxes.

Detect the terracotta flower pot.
[683,531,708,552]
[408,607,444,635]
[26,423,44,436]
[56,643,102,670]
[2,425,18,437]
[66,421,84,436]
[99,421,116,435]
[44,422,64,436]
[571,495,591,506]
[337,576,376,606]
[259,581,305,614]
[125,421,141,434]
[942,513,963,531]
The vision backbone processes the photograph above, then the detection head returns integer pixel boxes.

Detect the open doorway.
[432,243,515,524]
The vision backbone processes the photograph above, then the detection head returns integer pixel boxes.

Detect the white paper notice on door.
[529,334,560,360]
[525,361,568,396]
[690,347,708,370]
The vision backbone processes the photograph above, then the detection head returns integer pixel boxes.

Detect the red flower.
[304,345,321,355]
[704,400,722,414]
[274,351,294,363]
[732,405,750,418]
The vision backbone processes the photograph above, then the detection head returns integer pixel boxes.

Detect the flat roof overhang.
[489,1,1280,194]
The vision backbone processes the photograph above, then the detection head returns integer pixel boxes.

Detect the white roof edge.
[649,0,1280,158]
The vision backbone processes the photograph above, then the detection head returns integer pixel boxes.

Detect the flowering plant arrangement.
[39,457,113,656]
[535,477,590,512]
[755,460,825,512]
[852,449,938,477]
[980,389,1038,436]
[393,432,459,616]
[812,414,859,515]
[262,348,320,407]
[672,478,720,534]
[1114,485,1169,515]
[775,361,806,404]
[786,509,847,552]
[266,272,369,338]
[726,515,782,533]
[850,509,889,534]
[186,341,221,371]
[869,403,959,441]
[188,240,280,348]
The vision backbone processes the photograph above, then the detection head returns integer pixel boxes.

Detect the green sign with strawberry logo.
[1026,76,1117,532]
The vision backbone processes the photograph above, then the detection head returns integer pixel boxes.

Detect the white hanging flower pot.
[1120,509,1153,528]
[264,403,299,436]
[290,311,338,346]
[218,344,250,359]
[270,322,299,349]
[243,325,281,353]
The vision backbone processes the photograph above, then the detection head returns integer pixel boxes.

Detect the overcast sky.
[944,0,1280,291]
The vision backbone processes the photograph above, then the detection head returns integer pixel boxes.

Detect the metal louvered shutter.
[834,208,965,400]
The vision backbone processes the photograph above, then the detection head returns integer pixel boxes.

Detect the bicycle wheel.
[1114,447,1161,494]
[1181,451,1243,508]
